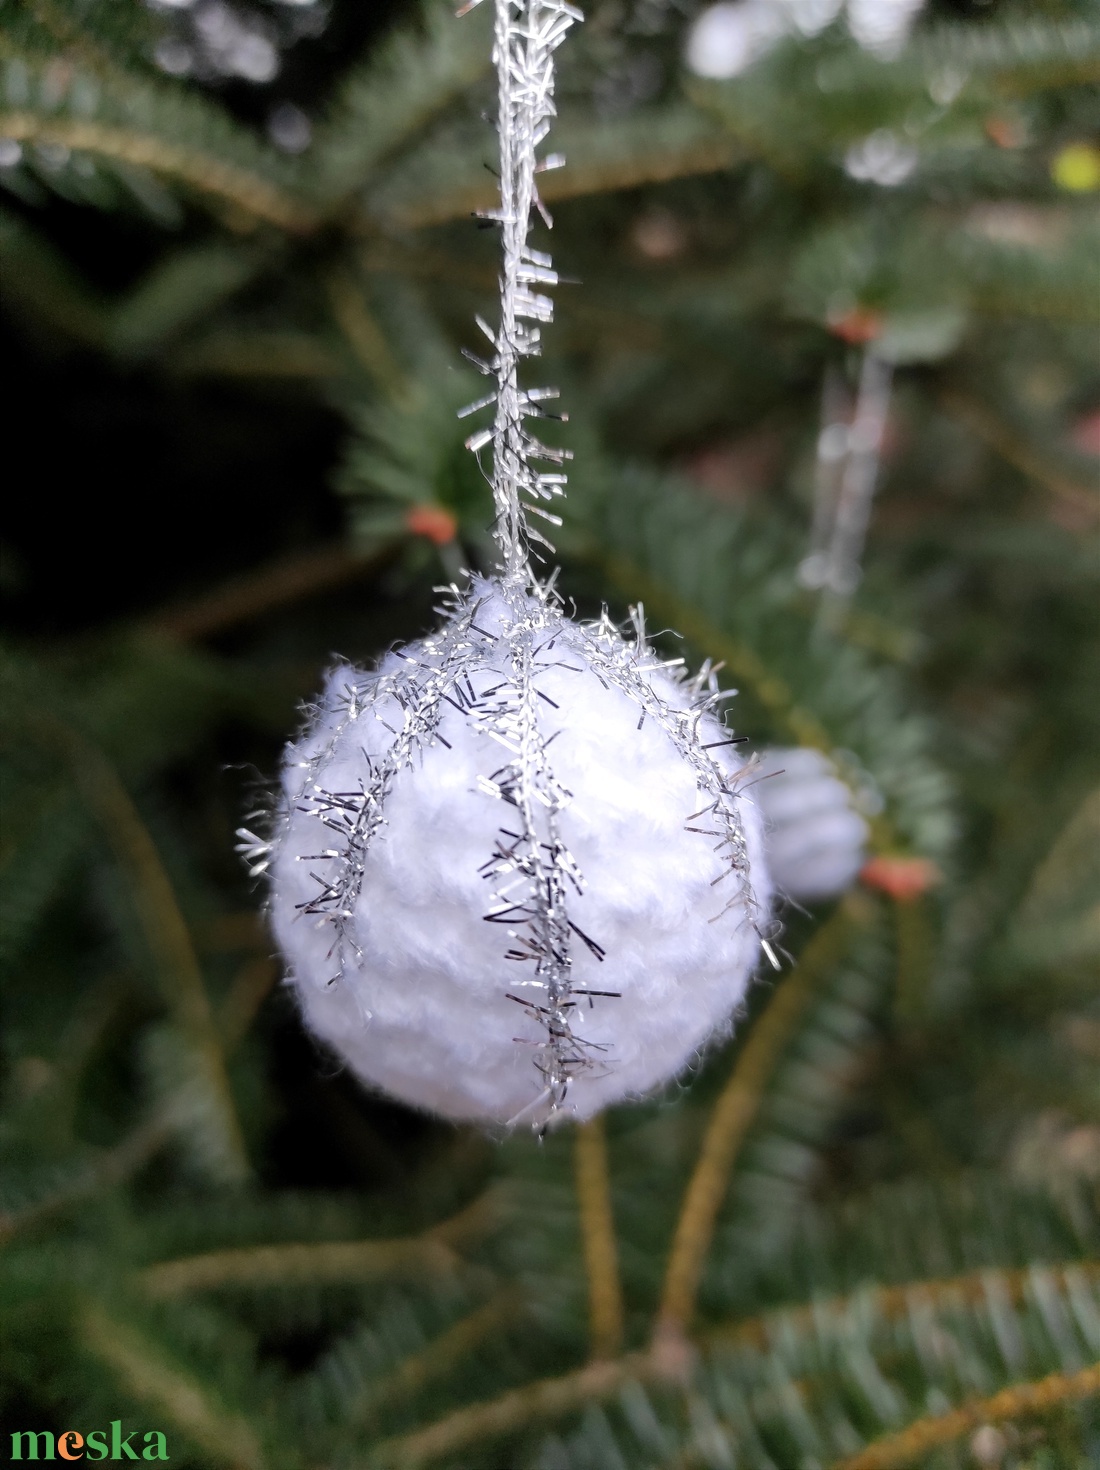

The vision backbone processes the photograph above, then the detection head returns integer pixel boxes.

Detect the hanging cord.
[459,0,581,585]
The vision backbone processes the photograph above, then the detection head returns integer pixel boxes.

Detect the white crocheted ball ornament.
[240,0,776,1130]
[258,579,771,1128]
[754,747,869,901]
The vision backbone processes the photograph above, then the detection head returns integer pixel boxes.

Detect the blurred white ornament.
[226,32,279,83]
[150,0,283,83]
[686,0,926,77]
[844,129,918,186]
[684,1,788,78]
[785,0,845,35]
[154,38,193,74]
[247,0,774,1131]
[268,103,311,154]
[754,748,868,901]
[847,0,925,58]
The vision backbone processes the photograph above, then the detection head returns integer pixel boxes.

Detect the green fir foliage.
[1,0,1097,1467]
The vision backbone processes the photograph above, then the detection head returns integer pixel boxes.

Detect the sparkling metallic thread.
[242,0,763,1128]
[460,0,580,578]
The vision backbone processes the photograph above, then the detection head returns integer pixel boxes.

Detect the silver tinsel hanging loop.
[459,0,581,581]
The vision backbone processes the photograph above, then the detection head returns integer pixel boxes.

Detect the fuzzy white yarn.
[266,582,771,1128]
[754,747,868,901]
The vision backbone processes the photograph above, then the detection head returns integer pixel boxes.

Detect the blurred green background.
[1,1,1098,1466]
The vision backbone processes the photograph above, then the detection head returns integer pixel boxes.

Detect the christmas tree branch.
[707,1260,1100,1351]
[140,1236,463,1298]
[0,113,316,232]
[892,893,932,1023]
[654,902,857,1342]
[216,956,278,1052]
[51,719,250,1182]
[366,1352,650,1468]
[0,932,273,1243]
[316,0,492,200]
[372,108,741,230]
[348,1288,522,1422]
[139,1189,499,1298]
[574,1116,625,1360]
[148,540,394,641]
[0,1119,170,1245]
[831,1360,1100,1470]
[173,330,341,380]
[325,271,407,394]
[0,207,109,347]
[81,1304,267,1470]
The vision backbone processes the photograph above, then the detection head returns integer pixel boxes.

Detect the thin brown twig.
[365,1352,650,1469]
[139,1188,500,1298]
[654,902,857,1342]
[325,271,406,395]
[147,539,393,642]
[349,1288,522,1423]
[141,1236,462,1298]
[892,894,931,1025]
[830,1360,1100,1470]
[217,955,278,1052]
[574,1116,625,1360]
